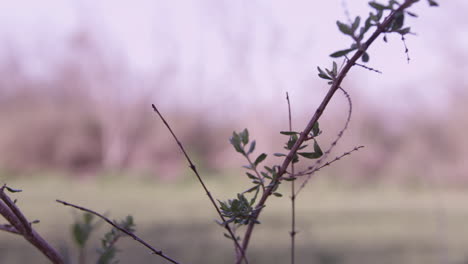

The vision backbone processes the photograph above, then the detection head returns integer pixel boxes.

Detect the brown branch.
[236,1,420,261]
[56,199,180,264]
[291,87,353,195]
[151,104,248,264]
[0,224,20,235]
[0,185,64,264]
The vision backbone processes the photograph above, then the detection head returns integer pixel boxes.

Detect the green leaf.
[229,132,244,154]
[83,213,94,224]
[264,166,274,174]
[313,140,323,156]
[427,0,438,6]
[318,73,332,80]
[5,186,22,193]
[97,247,117,264]
[351,16,361,32]
[336,21,352,35]
[272,192,283,197]
[254,153,267,166]
[406,11,418,17]
[244,185,259,193]
[298,144,308,150]
[330,47,356,58]
[391,11,404,31]
[246,172,257,180]
[312,122,320,136]
[317,67,332,80]
[223,233,234,240]
[396,27,411,35]
[362,52,370,62]
[274,153,286,157]
[297,152,322,159]
[261,172,272,179]
[369,2,386,11]
[247,140,256,154]
[242,164,253,170]
[286,134,298,149]
[72,223,90,248]
[241,128,249,145]
[332,61,338,76]
[280,131,299,135]
[292,153,299,164]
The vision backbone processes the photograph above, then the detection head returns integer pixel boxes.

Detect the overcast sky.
[0,0,466,117]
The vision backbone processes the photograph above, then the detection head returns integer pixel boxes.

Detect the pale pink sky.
[0,0,466,117]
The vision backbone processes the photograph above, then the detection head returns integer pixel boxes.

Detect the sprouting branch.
[151,104,248,264]
[236,1,422,261]
[56,199,180,264]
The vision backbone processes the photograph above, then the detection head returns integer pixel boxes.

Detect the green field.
[1,175,468,264]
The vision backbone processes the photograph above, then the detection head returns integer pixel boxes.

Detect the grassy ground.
[1,174,468,264]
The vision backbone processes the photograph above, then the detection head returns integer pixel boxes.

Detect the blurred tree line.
[0,2,467,184]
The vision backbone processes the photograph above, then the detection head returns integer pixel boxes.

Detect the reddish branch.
[0,185,64,264]
[236,1,420,262]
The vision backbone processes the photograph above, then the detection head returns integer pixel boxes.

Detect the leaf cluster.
[275,122,323,165]
[71,213,135,264]
[319,0,439,81]
[97,216,135,264]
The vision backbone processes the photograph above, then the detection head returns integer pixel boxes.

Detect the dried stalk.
[286,92,297,264]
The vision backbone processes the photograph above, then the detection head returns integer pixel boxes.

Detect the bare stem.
[286,92,296,264]
[151,104,248,264]
[56,199,180,264]
[236,1,420,261]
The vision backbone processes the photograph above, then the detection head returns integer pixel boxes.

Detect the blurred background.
[0,0,467,263]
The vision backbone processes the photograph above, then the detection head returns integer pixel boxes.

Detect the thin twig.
[56,199,180,264]
[0,185,64,264]
[293,146,364,195]
[237,1,420,260]
[401,34,411,63]
[286,92,296,264]
[293,87,353,195]
[151,104,248,264]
